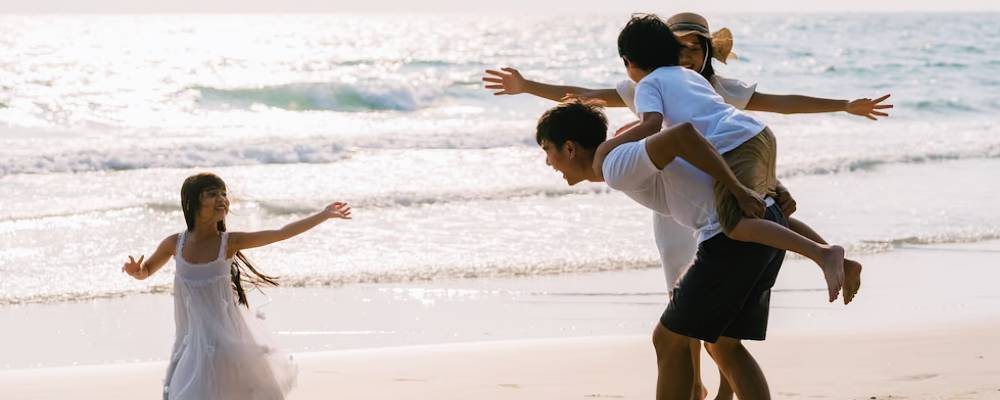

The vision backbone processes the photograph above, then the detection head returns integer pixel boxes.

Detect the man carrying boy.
[536,101,784,399]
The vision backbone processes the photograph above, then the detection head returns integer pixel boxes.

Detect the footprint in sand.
[896,373,939,381]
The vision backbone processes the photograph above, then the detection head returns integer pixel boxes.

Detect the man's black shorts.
[660,203,787,343]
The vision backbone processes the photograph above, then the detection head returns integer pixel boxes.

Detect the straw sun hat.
[666,12,736,64]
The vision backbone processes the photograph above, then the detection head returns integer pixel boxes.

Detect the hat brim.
[711,28,735,64]
[673,29,711,39]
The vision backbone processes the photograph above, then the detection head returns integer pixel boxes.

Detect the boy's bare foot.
[843,258,862,305]
[819,245,845,302]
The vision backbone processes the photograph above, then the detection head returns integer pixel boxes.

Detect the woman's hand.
[482,67,527,95]
[774,185,797,217]
[846,94,893,120]
[322,202,353,220]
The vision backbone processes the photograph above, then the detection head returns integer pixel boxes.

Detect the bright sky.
[5,0,999,13]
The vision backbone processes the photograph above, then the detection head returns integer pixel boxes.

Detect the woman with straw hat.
[483,11,890,400]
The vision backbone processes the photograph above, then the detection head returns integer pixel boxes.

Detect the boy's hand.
[592,140,618,181]
[323,202,353,220]
[734,187,766,218]
[846,94,893,121]
[483,67,527,95]
[122,255,144,278]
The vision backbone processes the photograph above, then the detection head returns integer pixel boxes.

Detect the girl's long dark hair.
[180,173,278,307]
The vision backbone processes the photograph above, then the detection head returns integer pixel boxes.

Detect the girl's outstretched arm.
[746,92,893,120]
[482,67,626,106]
[229,202,352,252]
[122,234,178,280]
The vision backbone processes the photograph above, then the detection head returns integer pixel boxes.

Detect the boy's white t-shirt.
[629,66,766,154]
[616,74,757,113]
[614,71,765,290]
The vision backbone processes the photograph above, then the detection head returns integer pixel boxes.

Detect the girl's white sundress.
[164,231,297,400]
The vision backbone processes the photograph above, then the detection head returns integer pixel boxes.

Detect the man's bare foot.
[818,245,845,302]
[843,258,862,305]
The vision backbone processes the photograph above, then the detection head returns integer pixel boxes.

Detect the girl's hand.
[846,94,893,121]
[122,255,145,279]
[482,67,527,95]
[322,202,353,220]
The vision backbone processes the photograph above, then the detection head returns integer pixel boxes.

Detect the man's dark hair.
[618,14,682,71]
[535,101,608,151]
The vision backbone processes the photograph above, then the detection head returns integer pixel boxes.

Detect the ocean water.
[2,13,1000,305]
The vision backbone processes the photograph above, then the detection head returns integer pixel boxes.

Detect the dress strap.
[175,231,186,258]
[218,232,230,260]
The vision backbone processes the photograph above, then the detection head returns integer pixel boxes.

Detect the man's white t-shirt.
[602,138,777,242]
[602,138,723,244]
[632,66,766,154]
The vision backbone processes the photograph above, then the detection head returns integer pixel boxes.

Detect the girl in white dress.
[122,172,352,400]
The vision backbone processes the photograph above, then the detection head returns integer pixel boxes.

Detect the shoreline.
[2,239,1000,371]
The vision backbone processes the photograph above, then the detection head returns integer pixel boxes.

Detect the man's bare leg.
[702,340,735,400]
[653,324,695,400]
[787,217,862,304]
[715,370,734,400]
[704,337,770,400]
[689,339,708,400]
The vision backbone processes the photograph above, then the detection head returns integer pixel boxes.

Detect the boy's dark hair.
[535,100,608,151]
[618,14,682,71]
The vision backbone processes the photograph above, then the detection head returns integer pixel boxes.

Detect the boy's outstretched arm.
[644,123,765,217]
[482,67,626,106]
[229,202,352,252]
[747,92,892,120]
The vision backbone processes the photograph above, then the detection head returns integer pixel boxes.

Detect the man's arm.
[746,92,892,120]
[644,123,765,217]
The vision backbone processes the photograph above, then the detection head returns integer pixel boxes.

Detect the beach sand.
[3,323,999,399]
[3,240,1000,399]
